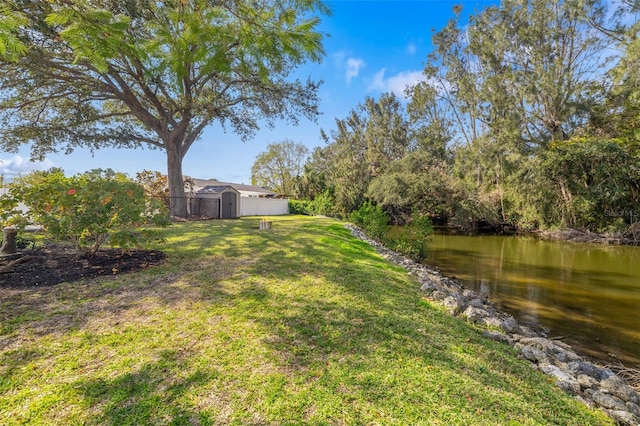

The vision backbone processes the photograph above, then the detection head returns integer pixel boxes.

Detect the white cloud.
[333,50,347,69]
[407,43,417,55]
[368,68,427,99]
[0,155,54,180]
[345,57,365,84]
[369,68,388,92]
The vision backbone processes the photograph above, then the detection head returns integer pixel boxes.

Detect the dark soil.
[0,244,166,287]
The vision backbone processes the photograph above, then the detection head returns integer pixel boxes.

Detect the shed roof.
[191,179,276,196]
[195,185,239,194]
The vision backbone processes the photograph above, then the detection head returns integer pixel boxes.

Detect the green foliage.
[349,201,389,241]
[45,7,133,73]
[537,138,640,230]
[294,164,327,200]
[307,190,337,216]
[0,6,28,61]
[594,24,640,156]
[288,199,312,215]
[251,140,309,195]
[367,150,455,221]
[289,191,337,217]
[135,170,170,209]
[8,169,169,257]
[316,93,413,216]
[0,190,28,229]
[387,211,433,262]
[0,0,328,218]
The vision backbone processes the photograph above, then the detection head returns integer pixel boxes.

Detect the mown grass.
[0,216,612,425]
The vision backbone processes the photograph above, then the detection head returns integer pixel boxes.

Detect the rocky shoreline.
[346,224,640,426]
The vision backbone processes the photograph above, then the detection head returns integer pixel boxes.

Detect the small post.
[1,227,18,255]
[259,220,272,230]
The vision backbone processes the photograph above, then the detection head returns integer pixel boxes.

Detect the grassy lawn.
[0,216,612,425]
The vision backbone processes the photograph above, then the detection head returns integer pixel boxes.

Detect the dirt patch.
[0,244,166,288]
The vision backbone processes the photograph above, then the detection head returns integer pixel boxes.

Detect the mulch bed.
[0,244,166,287]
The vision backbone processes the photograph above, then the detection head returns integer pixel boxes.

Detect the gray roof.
[195,185,237,194]
[191,179,276,196]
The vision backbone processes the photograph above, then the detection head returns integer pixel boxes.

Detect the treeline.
[295,0,640,233]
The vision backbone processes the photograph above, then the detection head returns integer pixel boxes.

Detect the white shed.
[190,179,288,217]
[190,185,240,219]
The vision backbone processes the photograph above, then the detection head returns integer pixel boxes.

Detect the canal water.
[425,232,640,366]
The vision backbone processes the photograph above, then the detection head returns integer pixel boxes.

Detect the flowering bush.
[8,168,169,257]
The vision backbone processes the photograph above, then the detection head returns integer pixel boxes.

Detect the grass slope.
[0,216,612,425]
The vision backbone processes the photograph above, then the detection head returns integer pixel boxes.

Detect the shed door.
[221,192,237,218]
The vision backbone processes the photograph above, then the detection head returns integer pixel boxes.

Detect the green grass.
[0,216,612,425]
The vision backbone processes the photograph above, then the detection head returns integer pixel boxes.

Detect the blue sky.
[0,0,497,184]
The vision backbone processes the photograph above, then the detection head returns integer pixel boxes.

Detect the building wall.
[240,197,289,217]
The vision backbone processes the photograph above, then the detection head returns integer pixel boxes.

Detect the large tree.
[251,139,308,195]
[316,93,413,214]
[411,0,615,224]
[0,0,328,217]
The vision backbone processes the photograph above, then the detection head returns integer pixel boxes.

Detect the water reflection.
[426,233,640,365]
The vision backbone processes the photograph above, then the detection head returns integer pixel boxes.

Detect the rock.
[462,289,477,299]
[577,374,599,390]
[576,361,615,381]
[482,330,514,345]
[627,401,640,417]
[469,298,485,308]
[500,316,519,333]
[420,280,439,292]
[606,410,639,426]
[520,345,549,364]
[426,273,443,284]
[482,316,503,329]
[601,375,640,405]
[510,334,525,342]
[592,390,628,410]
[519,337,553,351]
[462,306,490,323]
[517,326,540,337]
[539,364,581,393]
[430,290,448,301]
[574,395,595,409]
[552,345,581,363]
[441,278,463,293]
[443,296,466,315]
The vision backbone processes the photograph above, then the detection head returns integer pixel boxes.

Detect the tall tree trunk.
[166,141,188,218]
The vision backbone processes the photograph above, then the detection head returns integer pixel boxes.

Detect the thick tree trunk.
[166,142,188,218]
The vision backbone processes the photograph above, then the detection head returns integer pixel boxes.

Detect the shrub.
[308,190,336,216]
[389,211,433,262]
[289,199,312,215]
[8,169,169,257]
[0,191,28,229]
[350,201,389,241]
[289,191,337,217]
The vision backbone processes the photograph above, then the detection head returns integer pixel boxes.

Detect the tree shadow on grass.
[234,284,601,424]
[221,220,606,424]
[75,350,215,426]
[0,217,610,424]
